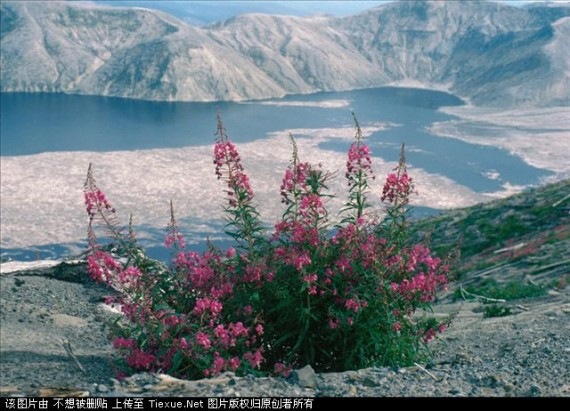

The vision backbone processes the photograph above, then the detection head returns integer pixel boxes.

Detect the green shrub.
[84,114,453,379]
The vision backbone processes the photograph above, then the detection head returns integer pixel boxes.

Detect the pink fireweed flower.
[113,337,136,349]
[87,251,122,284]
[381,172,414,204]
[229,357,241,371]
[230,322,249,338]
[118,266,142,286]
[392,271,447,302]
[255,324,264,336]
[84,189,115,217]
[335,257,352,274]
[345,299,361,313]
[346,143,374,187]
[214,325,231,347]
[196,332,211,349]
[214,140,254,205]
[245,264,263,283]
[243,350,264,369]
[163,315,180,327]
[294,253,311,270]
[298,194,326,226]
[424,328,437,343]
[165,233,185,249]
[274,362,292,377]
[126,349,155,370]
[210,353,226,375]
[193,298,223,317]
[280,162,311,204]
[392,322,402,332]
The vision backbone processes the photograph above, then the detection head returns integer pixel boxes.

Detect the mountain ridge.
[1,0,569,106]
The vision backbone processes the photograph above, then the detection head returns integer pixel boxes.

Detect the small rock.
[97,384,109,393]
[51,313,88,327]
[143,384,154,391]
[481,375,500,388]
[449,388,462,395]
[290,365,317,389]
[360,376,378,387]
[527,384,542,397]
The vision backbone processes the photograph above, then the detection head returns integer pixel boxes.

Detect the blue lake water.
[1,88,551,194]
[0,88,554,261]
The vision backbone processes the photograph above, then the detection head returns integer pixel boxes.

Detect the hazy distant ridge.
[1,1,568,106]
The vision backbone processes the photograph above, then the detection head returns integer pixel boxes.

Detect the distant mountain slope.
[1,1,569,106]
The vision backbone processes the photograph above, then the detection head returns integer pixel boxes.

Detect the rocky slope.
[1,180,568,397]
[1,1,569,106]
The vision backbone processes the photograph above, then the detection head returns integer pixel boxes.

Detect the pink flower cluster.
[280,162,311,204]
[391,273,447,302]
[273,362,292,377]
[389,244,448,302]
[346,143,374,187]
[126,349,156,370]
[344,298,368,314]
[423,325,448,343]
[381,172,414,204]
[243,349,264,369]
[214,141,253,206]
[87,250,122,284]
[84,189,115,218]
[193,297,223,317]
[165,232,185,249]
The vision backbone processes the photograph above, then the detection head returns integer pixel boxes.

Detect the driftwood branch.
[61,339,85,373]
[459,286,507,303]
[552,193,570,208]
[414,363,440,381]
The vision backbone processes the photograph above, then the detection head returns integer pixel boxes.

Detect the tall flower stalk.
[342,112,375,224]
[214,113,264,254]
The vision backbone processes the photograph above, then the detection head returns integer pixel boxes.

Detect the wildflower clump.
[84,113,453,379]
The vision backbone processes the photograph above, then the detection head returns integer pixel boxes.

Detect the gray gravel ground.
[1,262,568,397]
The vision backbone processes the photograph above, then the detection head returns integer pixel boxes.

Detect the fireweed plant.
[84,113,453,379]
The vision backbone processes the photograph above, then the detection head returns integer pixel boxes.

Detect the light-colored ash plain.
[2,120,501,253]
